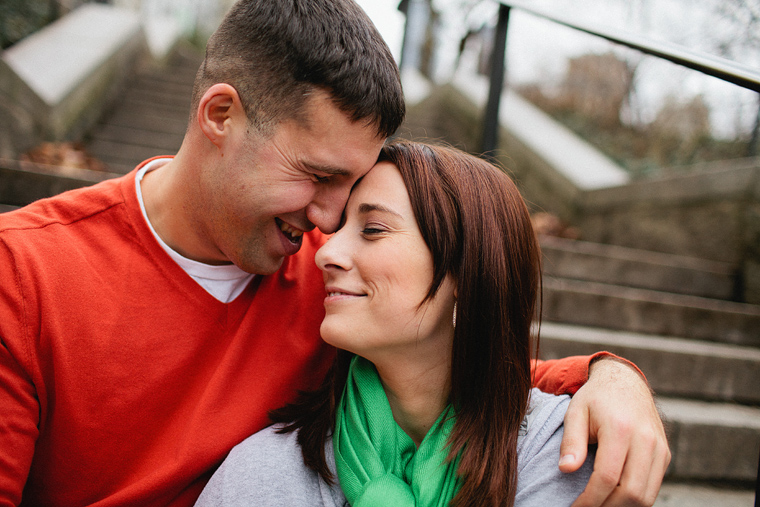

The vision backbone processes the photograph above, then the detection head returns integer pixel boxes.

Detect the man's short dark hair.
[191,0,405,138]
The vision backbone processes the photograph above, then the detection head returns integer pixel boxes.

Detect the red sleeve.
[0,238,38,507]
[0,342,37,507]
[530,352,647,396]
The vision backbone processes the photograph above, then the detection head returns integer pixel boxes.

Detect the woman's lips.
[323,286,366,302]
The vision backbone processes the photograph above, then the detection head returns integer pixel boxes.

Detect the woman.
[195,141,593,506]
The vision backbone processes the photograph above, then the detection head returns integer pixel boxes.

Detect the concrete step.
[117,94,193,118]
[86,139,175,173]
[121,87,194,112]
[655,481,755,507]
[539,321,760,485]
[98,105,189,136]
[88,124,185,152]
[542,277,760,347]
[538,322,760,404]
[540,235,736,300]
[147,49,202,82]
[131,73,197,93]
[83,45,201,173]
[659,397,760,484]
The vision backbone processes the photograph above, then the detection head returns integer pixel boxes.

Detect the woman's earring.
[452,302,457,328]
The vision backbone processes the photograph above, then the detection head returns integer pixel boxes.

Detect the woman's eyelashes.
[361,223,387,236]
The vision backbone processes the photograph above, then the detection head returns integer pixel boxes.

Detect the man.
[0,0,669,506]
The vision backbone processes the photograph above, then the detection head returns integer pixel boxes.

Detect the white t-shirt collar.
[135,159,255,303]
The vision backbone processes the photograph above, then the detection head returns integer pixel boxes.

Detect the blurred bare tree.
[0,0,58,49]
[0,0,93,49]
[555,53,636,129]
[713,0,760,58]
[711,0,760,155]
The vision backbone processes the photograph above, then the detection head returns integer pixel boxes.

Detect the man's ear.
[197,83,246,147]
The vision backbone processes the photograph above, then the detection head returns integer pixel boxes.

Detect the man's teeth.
[279,222,303,238]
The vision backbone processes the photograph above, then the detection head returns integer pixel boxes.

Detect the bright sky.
[352,0,758,137]
[354,0,405,63]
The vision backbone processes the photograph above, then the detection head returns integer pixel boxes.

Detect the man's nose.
[307,189,349,234]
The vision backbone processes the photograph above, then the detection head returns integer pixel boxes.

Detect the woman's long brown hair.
[271,141,542,506]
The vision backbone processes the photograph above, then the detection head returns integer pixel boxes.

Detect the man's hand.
[559,357,671,507]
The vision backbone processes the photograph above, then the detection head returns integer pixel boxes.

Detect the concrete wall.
[0,4,148,159]
[579,158,758,262]
[0,158,114,207]
[511,123,760,305]
[402,73,760,304]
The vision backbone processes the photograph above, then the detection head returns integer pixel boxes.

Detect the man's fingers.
[559,400,591,473]
[605,428,671,507]
[641,441,671,506]
[573,424,671,507]
[598,430,657,506]
[601,402,670,506]
[564,358,671,507]
[570,430,627,507]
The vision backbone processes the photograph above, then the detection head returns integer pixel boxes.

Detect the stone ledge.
[451,68,630,191]
[655,482,754,507]
[543,277,760,346]
[539,322,760,404]
[2,5,142,106]
[584,158,759,209]
[540,235,735,300]
[659,397,760,482]
[0,158,118,207]
[0,4,147,158]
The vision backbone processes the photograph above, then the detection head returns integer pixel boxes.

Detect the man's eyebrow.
[358,203,402,217]
[305,163,351,176]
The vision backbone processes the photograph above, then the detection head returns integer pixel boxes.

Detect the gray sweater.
[195,389,594,506]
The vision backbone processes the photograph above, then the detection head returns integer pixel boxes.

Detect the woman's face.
[315,161,456,367]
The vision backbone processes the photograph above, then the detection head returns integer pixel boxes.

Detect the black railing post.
[755,444,759,507]
[480,4,511,156]
[748,94,760,157]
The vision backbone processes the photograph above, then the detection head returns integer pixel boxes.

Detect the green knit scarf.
[333,356,461,507]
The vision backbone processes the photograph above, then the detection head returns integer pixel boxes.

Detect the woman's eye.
[361,227,384,235]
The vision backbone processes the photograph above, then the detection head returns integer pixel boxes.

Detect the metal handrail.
[481,0,760,154]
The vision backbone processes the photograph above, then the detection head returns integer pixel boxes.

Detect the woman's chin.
[319,322,348,349]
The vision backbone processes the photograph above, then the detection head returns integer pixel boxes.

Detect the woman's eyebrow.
[358,203,402,218]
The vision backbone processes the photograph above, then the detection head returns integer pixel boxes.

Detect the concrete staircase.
[3,39,757,503]
[537,234,760,502]
[83,44,203,174]
[81,48,758,501]
[0,45,202,212]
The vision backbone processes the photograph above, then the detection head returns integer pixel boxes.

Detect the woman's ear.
[197,83,245,147]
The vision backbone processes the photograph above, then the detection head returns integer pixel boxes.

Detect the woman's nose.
[315,230,350,272]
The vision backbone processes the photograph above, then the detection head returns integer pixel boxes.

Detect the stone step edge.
[539,321,760,404]
[543,277,760,316]
[655,481,756,506]
[539,234,733,275]
[659,396,760,483]
[537,321,760,362]
[658,396,760,430]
